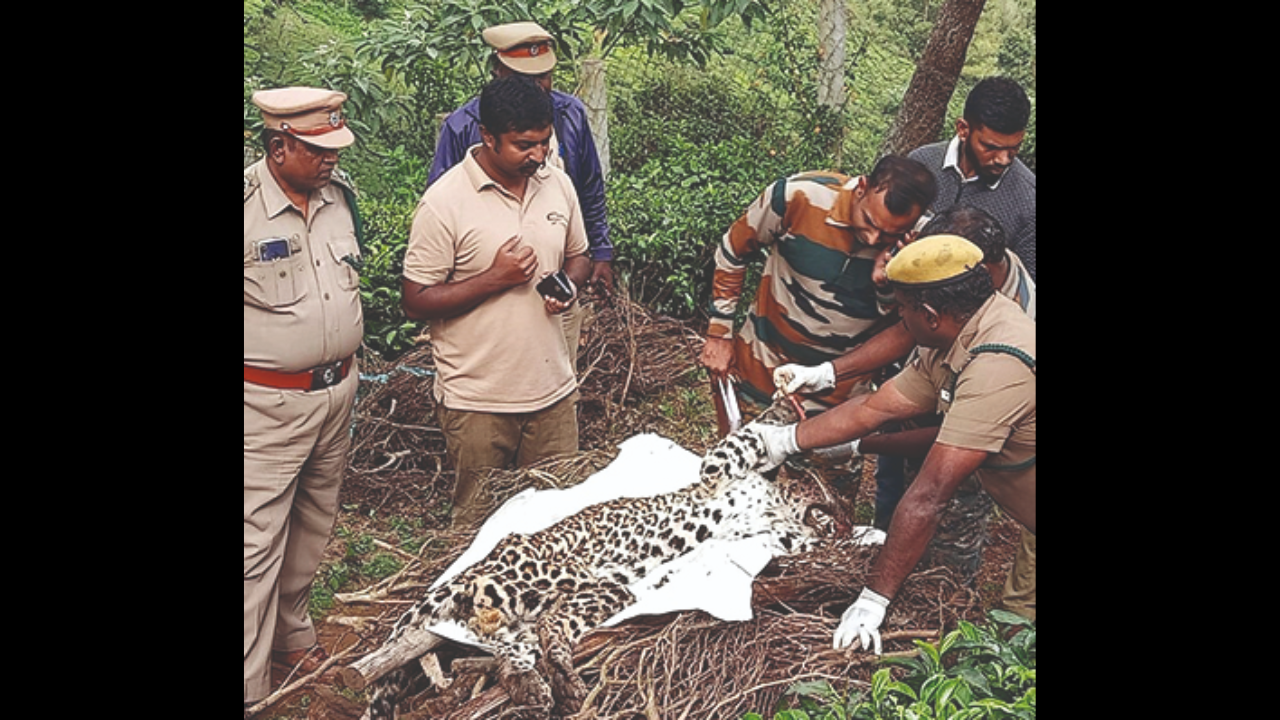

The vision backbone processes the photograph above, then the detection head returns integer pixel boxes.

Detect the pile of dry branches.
[561,551,979,720]
[574,295,706,449]
[343,295,706,516]
[312,297,986,719]
[315,454,982,720]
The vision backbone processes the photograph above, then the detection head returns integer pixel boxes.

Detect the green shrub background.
[245,0,1036,357]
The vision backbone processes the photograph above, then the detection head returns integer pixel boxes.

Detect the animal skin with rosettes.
[365,398,858,719]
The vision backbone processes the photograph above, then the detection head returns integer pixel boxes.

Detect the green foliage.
[744,612,1036,720]
[608,133,794,317]
[310,518,426,619]
[246,0,1037,355]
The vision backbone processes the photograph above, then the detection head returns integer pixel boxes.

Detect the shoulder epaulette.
[970,343,1036,373]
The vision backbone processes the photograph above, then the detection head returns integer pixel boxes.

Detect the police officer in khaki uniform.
[244,87,362,714]
[720,235,1035,654]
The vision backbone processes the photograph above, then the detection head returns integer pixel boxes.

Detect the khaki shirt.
[244,160,364,373]
[404,147,589,413]
[894,293,1036,533]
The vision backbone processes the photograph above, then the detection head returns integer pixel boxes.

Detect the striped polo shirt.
[709,172,897,409]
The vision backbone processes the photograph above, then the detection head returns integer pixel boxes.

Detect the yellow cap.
[886,235,985,288]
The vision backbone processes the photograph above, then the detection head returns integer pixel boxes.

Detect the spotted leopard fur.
[366,399,836,719]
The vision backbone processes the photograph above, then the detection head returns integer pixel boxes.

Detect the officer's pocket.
[244,252,308,309]
[328,235,361,292]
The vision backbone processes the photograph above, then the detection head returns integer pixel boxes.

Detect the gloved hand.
[834,588,891,654]
[744,422,800,474]
[774,362,836,395]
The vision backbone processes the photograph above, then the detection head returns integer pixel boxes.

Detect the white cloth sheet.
[427,434,885,651]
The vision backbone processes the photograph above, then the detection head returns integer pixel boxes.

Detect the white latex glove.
[744,422,800,474]
[773,362,836,395]
[834,588,890,654]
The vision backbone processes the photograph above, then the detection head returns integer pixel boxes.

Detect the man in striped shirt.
[699,155,937,428]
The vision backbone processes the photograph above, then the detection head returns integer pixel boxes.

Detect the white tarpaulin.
[427,434,884,651]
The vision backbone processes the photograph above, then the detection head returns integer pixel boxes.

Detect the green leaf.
[987,609,1032,628]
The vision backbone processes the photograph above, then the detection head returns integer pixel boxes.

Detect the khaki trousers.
[560,301,587,368]
[243,370,356,704]
[438,390,580,527]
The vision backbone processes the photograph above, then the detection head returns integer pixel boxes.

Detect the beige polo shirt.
[404,147,589,413]
[894,293,1036,534]
[243,160,364,373]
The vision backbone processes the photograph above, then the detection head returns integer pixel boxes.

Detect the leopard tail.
[367,663,422,720]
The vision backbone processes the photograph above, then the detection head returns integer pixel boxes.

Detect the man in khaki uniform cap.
[483,21,559,75]
[243,87,362,715]
[713,234,1035,654]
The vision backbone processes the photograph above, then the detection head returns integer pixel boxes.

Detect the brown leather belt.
[244,357,354,391]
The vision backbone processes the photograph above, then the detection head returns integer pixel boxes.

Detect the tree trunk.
[579,58,610,182]
[816,0,848,112]
[878,0,988,159]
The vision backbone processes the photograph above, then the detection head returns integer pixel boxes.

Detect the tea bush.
[744,611,1037,720]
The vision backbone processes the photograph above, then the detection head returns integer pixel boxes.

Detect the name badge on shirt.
[939,370,958,413]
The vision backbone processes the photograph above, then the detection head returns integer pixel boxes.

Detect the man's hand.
[700,336,737,382]
[490,236,538,289]
[586,260,616,299]
[834,588,890,654]
[774,362,836,395]
[401,237,537,322]
[542,272,578,315]
[873,233,918,288]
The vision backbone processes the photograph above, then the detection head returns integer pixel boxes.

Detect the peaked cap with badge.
[483,21,558,75]
[886,234,986,289]
[252,87,356,150]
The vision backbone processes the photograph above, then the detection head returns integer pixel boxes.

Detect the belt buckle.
[310,361,342,391]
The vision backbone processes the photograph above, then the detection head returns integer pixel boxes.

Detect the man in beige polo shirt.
[244,87,362,714]
[402,75,590,528]
[714,235,1035,654]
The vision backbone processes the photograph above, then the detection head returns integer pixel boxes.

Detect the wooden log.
[420,652,450,691]
[451,657,498,675]
[340,628,444,692]
[442,685,508,720]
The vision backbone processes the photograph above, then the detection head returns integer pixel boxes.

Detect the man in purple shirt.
[429,21,614,293]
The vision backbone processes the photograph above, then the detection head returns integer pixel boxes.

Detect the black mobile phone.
[536,270,574,302]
